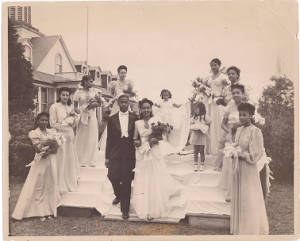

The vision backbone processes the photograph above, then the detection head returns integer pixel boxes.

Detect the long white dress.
[206,72,230,154]
[218,100,240,200]
[49,102,79,195]
[132,118,187,220]
[152,101,191,154]
[230,125,269,234]
[73,88,101,166]
[12,128,63,220]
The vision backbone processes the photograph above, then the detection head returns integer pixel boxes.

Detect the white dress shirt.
[119,111,129,138]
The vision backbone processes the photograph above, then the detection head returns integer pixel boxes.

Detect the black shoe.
[112,197,120,205]
[122,212,129,220]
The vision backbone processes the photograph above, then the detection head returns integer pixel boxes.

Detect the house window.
[8,7,16,20]
[97,71,100,78]
[24,45,31,62]
[17,6,22,21]
[55,54,62,73]
[101,74,107,89]
[41,87,48,112]
[75,65,81,72]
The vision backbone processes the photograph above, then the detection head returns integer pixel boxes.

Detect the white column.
[38,86,42,113]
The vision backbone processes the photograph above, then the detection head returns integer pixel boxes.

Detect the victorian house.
[8,6,113,115]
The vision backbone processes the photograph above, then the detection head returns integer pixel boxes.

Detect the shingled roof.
[33,71,79,84]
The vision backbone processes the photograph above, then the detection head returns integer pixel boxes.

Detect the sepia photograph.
[2,1,299,239]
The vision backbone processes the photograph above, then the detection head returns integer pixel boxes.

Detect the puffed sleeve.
[49,104,65,131]
[205,115,212,125]
[28,129,40,145]
[73,89,80,102]
[128,79,134,90]
[246,127,265,165]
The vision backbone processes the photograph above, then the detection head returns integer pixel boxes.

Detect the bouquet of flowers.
[26,139,60,167]
[62,110,78,128]
[191,77,212,100]
[148,121,173,147]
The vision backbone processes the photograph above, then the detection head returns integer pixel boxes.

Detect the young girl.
[12,112,64,221]
[154,89,181,127]
[190,102,211,171]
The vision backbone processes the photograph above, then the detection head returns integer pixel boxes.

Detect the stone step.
[184,185,227,203]
[79,166,107,180]
[77,178,103,193]
[59,192,102,209]
[171,169,221,186]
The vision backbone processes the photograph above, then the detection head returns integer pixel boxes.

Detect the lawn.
[8,179,293,236]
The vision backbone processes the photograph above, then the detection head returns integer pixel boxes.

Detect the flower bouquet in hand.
[26,139,59,167]
[191,77,212,100]
[148,121,173,147]
[87,93,102,110]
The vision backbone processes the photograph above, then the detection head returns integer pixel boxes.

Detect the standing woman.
[224,66,249,104]
[49,87,79,195]
[109,65,137,116]
[73,75,102,167]
[218,84,245,202]
[206,58,230,156]
[12,112,64,221]
[230,102,269,234]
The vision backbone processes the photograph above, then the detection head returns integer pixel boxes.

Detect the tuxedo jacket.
[105,112,136,179]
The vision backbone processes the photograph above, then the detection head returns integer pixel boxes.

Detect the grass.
[8,178,293,236]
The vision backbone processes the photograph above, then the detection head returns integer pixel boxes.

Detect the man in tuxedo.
[105,94,136,220]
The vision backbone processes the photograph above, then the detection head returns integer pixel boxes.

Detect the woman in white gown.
[132,98,187,221]
[12,113,64,221]
[230,102,269,234]
[73,75,102,167]
[49,87,79,195]
[109,65,138,116]
[218,84,245,202]
[206,58,231,162]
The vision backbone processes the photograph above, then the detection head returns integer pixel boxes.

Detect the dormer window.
[24,45,32,63]
[55,54,62,73]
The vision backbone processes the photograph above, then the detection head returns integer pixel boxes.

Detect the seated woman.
[109,65,137,116]
[132,98,187,221]
[230,102,269,234]
[12,112,64,221]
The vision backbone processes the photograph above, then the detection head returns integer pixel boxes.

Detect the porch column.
[38,86,42,113]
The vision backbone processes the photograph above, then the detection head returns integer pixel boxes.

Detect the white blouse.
[49,102,74,131]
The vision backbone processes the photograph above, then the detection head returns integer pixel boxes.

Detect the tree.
[258,76,294,183]
[8,20,35,115]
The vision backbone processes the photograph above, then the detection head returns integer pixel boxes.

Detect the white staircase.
[58,150,230,228]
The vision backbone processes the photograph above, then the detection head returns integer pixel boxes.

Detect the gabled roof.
[30,35,59,69]
[30,35,77,72]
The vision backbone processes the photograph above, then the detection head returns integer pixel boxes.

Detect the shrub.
[9,110,36,181]
[258,76,294,183]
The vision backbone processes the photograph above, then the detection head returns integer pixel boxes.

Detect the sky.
[31,1,298,104]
